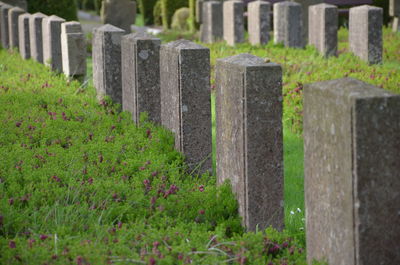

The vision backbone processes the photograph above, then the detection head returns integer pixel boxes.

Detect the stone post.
[304,78,400,265]
[200,1,223,44]
[0,4,12,49]
[273,1,303,48]
[390,0,400,32]
[349,5,383,64]
[61,21,86,79]
[8,6,24,49]
[29,12,46,63]
[196,0,204,23]
[308,3,338,57]
[18,12,29,59]
[42,15,65,72]
[248,0,271,45]
[216,53,284,231]
[160,40,212,175]
[291,0,323,46]
[121,32,161,124]
[1,0,27,11]
[223,0,244,46]
[100,0,135,33]
[92,24,124,104]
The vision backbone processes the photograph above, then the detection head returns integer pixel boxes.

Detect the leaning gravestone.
[1,0,26,10]
[0,3,12,49]
[101,0,136,34]
[304,78,400,265]
[200,1,223,43]
[29,12,46,63]
[273,1,304,48]
[18,12,30,59]
[216,53,284,232]
[160,40,212,175]
[42,15,65,72]
[223,0,244,46]
[8,6,25,49]
[248,0,271,45]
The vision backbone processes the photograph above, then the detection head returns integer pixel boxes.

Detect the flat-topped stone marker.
[92,24,125,104]
[223,0,244,46]
[248,0,271,45]
[101,0,135,33]
[274,1,304,48]
[160,39,212,174]
[1,0,27,10]
[8,6,24,49]
[61,21,86,79]
[304,78,400,265]
[291,0,323,46]
[349,5,383,64]
[121,32,161,124]
[196,0,205,23]
[29,12,46,63]
[0,3,12,49]
[390,0,400,17]
[200,1,223,43]
[42,15,65,72]
[18,12,29,59]
[216,53,284,231]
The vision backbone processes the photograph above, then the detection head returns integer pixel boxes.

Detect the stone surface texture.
[349,5,383,64]
[1,0,26,10]
[92,24,124,104]
[248,0,270,45]
[304,78,400,265]
[216,53,284,232]
[18,12,29,59]
[308,3,338,57]
[223,0,244,46]
[61,21,86,78]
[1,3,12,49]
[394,17,400,32]
[101,0,135,33]
[160,40,212,174]
[200,1,223,43]
[8,6,24,48]
[42,15,65,72]
[196,0,204,23]
[291,0,323,46]
[390,0,400,17]
[121,32,161,124]
[273,1,303,48]
[29,12,46,63]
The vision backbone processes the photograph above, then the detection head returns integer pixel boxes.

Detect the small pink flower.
[9,240,16,248]
[199,209,205,215]
[199,185,204,192]
[8,198,14,205]
[40,234,49,241]
[15,121,22,127]
[118,222,123,229]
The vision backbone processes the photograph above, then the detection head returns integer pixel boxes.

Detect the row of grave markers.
[199,1,383,64]
[0,1,86,80]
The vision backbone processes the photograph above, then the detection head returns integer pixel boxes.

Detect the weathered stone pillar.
[61,22,86,79]
[29,12,46,63]
[121,32,161,124]
[390,0,400,32]
[1,0,27,11]
[196,0,205,23]
[92,24,124,104]
[216,53,284,232]
[18,12,29,59]
[100,0,135,33]
[273,1,303,48]
[223,0,244,46]
[42,15,65,72]
[349,5,382,65]
[0,4,12,49]
[8,6,24,49]
[200,1,223,44]
[160,40,212,174]
[394,17,400,32]
[248,0,271,46]
[308,3,338,57]
[291,0,323,46]
[304,78,400,265]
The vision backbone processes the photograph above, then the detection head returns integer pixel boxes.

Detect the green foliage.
[171,7,190,31]
[161,0,188,29]
[28,0,78,21]
[138,0,158,25]
[153,0,163,26]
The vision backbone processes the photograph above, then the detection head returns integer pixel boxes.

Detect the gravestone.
[223,0,244,46]
[248,0,270,45]
[0,4,12,49]
[390,0,400,32]
[394,17,400,32]
[291,0,323,46]
[1,0,26,10]
[200,1,223,43]
[42,15,65,72]
[101,0,135,33]
[92,24,124,104]
[160,40,212,174]
[18,12,29,59]
[61,21,86,79]
[273,1,304,48]
[196,0,205,23]
[304,78,400,265]
[216,53,284,231]
[8,6,24,49]
[309,3,338,57]
[29,12,46,63]
[121,32,161,124]
[349,5,382,64]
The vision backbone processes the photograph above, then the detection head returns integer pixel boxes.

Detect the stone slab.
[42,15,65,72]
[29,12,46,63]
[394,16,400,32]
[200,1,223,43]
[18,12,29,59]
[291,0,323,46]
[390,0,400,17]
[8,6,24,49]
[61,21,86,79]
[0,4,11,49]
[248,1,271,45]
[273,1,304,48]
[1,0,26,10]
[101,0,135,33]
[216,53,284,231]
[223,0,244,46]
[196,0,204,23]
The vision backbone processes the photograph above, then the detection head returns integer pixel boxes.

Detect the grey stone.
[248,0,271,45]
[223,0,244,46]
[216,53,284,231]
[308,3,338,57]
[100,0,135,33]
[8,6,24,49]
[390,0,400,17]
[61,21,86,79]
[42,15,65,72]
[29,12,46,63]
[92,24,124,104]
[0,3,12,49]
[200,1,223,43]
[291,0,323,46]
[160,40,212,174]
[18,12,29,59]
[304,77,400,265]
[1,0,26,10]
[349,5,383,64]
[121,32,161,124]
[394,17,400,32]
[273,1,304,48]
[196,0,204,23]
